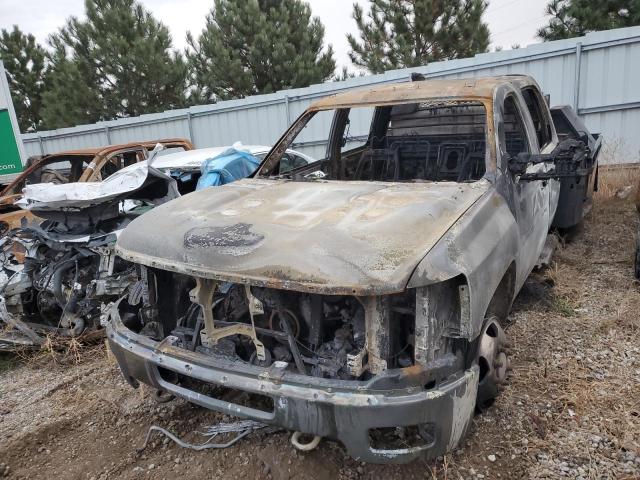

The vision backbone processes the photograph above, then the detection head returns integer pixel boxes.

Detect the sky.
[0,0,551,70]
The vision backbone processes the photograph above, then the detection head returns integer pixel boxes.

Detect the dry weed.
[595,164,640,202]
[10,332,102,370]
[597,289,640,334]
[104,339,117,365]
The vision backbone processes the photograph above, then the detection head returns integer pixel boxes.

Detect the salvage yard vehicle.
[0,144,289,350]
[106,76,597,463]
[0,139,193,235]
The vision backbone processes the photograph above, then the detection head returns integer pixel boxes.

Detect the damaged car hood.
[116,178,490,294]
[15,162,179,211]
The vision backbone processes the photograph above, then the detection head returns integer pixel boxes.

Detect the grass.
[1,331,103,372]
[595,164,640,202]
[597,288,640,334]
[550,296,575,317]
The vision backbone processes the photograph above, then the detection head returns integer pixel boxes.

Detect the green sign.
[0,108,24,175]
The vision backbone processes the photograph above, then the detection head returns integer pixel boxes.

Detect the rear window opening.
[262,100,488,183]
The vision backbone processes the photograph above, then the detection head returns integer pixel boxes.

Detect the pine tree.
[42,0,189,129]
[0,26,48,132]
[333,66,364,82]
[187,0,336,102]
[347,0,490,74]
[538,0,640,41]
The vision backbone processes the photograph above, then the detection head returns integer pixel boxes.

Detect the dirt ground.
[0,198,639,480]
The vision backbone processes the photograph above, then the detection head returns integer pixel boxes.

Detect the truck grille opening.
[125,269,418,381]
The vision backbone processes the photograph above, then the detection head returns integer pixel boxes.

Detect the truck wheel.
[476,317,511,408]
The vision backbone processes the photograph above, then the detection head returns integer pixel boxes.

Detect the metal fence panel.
[109,116,191,145]
[24,129,108,157]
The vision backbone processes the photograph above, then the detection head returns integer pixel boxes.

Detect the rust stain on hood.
[116,178,489,294]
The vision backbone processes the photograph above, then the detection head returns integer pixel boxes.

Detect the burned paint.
[116,179,489,295]
[183,223,264,253]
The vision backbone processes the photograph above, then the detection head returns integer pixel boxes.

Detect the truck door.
[520,87,560,228]
[499,94,550,286]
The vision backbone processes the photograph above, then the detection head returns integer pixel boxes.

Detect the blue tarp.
[195,147,261,190]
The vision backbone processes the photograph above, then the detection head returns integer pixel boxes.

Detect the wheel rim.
[477,317,510,406]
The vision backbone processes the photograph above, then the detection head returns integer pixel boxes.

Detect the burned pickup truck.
[106,76,598,463]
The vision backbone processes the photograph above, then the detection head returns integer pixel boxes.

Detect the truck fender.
[407,190,519,339]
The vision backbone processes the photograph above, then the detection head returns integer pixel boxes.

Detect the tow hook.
[290,431,322,451]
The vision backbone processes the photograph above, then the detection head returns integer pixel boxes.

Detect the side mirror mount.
[507,139,589,181]
[507,152,542,177]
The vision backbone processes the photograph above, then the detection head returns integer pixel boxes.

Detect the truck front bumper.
[107,308,479,464]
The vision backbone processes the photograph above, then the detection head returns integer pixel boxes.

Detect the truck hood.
[116,178,490,294]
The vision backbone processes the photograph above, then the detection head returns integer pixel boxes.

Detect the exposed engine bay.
[0,155,182,349]
[0,227,135,348]
[118,267,471,382]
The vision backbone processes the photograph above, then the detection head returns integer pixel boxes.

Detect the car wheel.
[476,316,511,408]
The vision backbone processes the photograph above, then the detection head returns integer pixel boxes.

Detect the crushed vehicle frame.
[0,138,194,234]
[106,76,598,463]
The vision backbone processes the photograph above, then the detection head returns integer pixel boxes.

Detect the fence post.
[573,42,583,113]
[186,111,195,145]
[284,95,291,125]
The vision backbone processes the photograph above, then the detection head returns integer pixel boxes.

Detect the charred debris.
[0,153,186,349]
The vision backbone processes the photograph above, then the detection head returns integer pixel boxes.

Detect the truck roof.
[309,75,538,110]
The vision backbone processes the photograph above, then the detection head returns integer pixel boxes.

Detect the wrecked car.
[106,76,597,463]
[0,144,288,350]
[0,139,193,235]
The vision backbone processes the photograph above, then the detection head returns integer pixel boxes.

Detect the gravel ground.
[0,198,638,480]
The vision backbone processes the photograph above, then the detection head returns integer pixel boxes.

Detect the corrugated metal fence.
[20,26,640,163]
